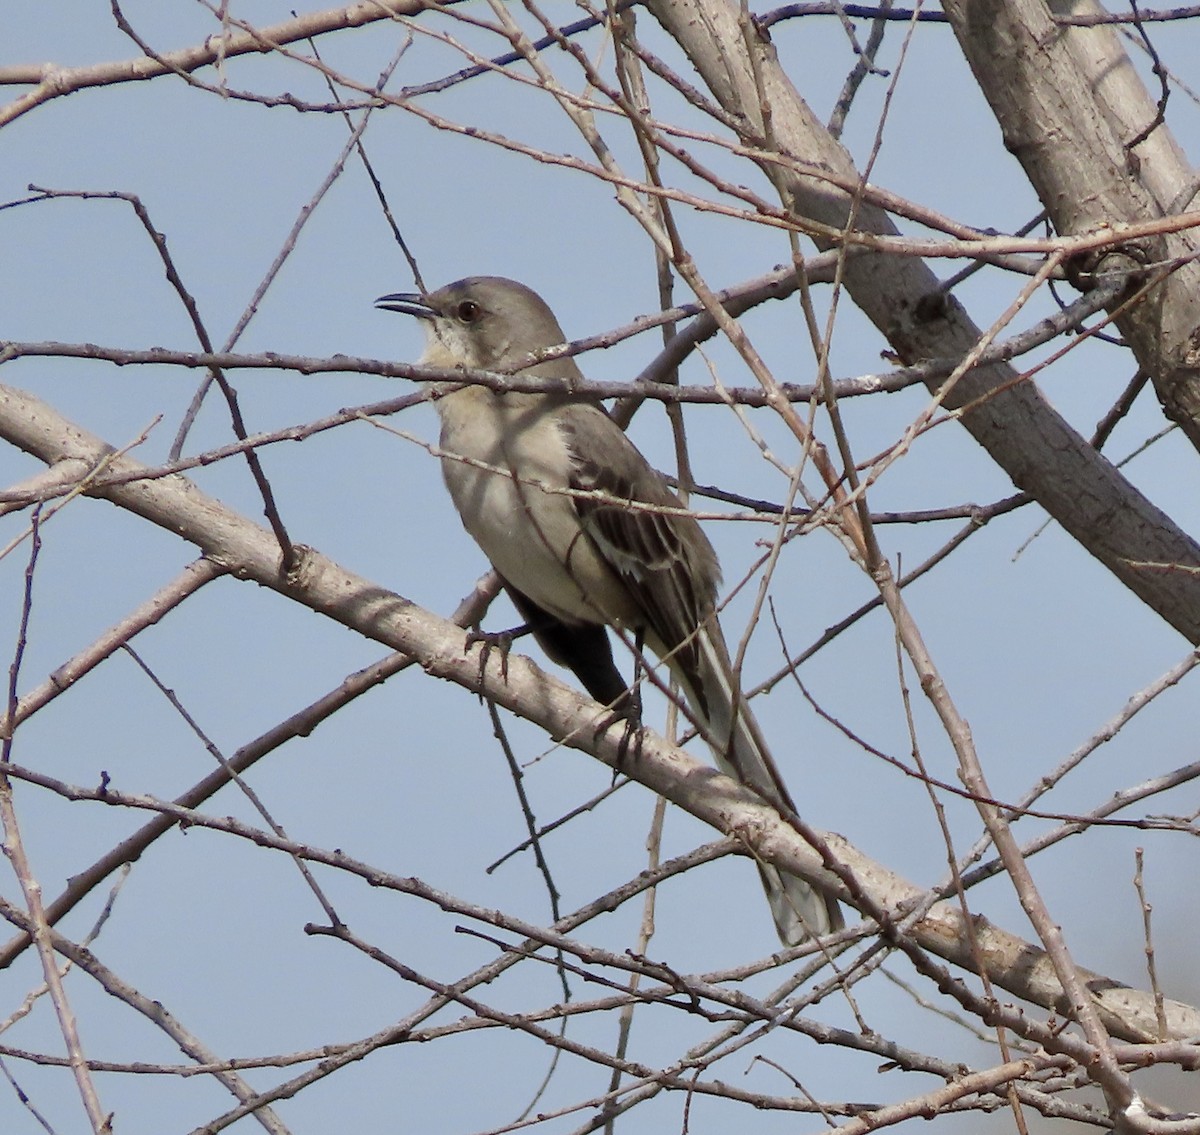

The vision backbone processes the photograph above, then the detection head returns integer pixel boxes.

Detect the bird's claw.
[466,626,520,690]
[593,687,643,776]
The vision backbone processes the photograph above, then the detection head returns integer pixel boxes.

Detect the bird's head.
[376,276,571,373]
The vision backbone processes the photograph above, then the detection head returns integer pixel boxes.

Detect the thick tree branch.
[644,0,1200,644]
[0,380,1196,1045]
[942,0,1200,452]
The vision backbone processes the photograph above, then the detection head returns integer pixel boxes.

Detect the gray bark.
[1,379,1197,1044]
[944,0,1200,450]
[646,0,1200,643]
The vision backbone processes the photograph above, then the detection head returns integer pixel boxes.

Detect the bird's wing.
[559,404,841,941]
[558,405,720,701]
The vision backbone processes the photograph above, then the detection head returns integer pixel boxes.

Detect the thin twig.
[0,511,110,1132]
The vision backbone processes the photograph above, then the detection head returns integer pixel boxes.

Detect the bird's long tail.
[676,623,842,946]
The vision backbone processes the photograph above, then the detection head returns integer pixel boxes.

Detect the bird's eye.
[455,300,481,323]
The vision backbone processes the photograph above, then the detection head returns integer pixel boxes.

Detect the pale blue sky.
[2,4,1200,1133]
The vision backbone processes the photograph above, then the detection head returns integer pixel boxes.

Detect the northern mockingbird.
[376,276,841,944]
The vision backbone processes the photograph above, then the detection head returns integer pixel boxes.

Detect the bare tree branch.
[645,0,1200,644]
[1,381,1197,1050]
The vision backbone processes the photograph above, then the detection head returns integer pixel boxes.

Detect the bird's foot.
[466,622,533,688]
[592,687,643,776]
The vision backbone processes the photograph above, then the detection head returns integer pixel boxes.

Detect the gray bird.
[376,276,841,945]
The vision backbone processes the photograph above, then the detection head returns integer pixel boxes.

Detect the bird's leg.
[606,631,646,776]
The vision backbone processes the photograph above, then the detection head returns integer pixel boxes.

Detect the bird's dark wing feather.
[561,406,841,939]
[559,407,722,716]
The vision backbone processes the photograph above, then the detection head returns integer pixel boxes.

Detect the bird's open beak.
[375,292,437,319]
